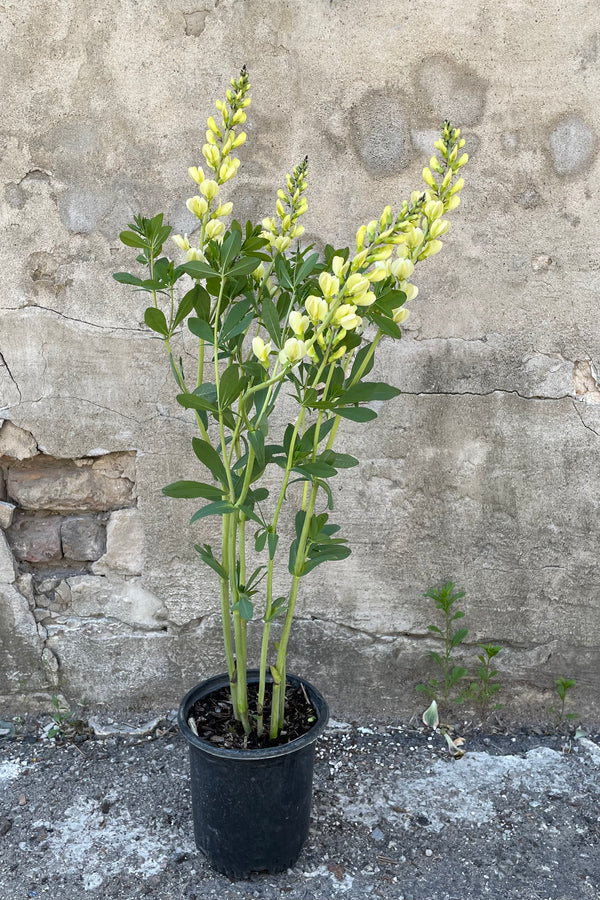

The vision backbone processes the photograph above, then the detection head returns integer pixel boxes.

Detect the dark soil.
[189,681,316,750]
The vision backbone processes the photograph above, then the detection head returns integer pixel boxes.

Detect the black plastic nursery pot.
[178,670,329,878]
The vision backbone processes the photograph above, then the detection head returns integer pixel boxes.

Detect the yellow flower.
[444,195,461,211]
[345,273,370,297]
[422,167,437,189]
[213,201,233,217]
[200,179,220,200]
[418,240,443,260]
[186,247,204,261]
[355,225,367,251]
[353,290,376,307]
[232,132,247,148]
[331,255,348,278]
[172,234,190,251]
[206,219,225,239]
[367,265,389,283]
[279,338,307,366]
[202,143,220,168]
[219,158,240,182]
[289,311,309,337]
[391,258,415,281]
[206,116,221,136]
[423,200,444,221]
[333,304,361,331]
[405,227,424,250]
[251,263,265,282]
[252,336,272,367]
[305,295,328,322]
[188,166,205,185]
[404,283,419,301]
[392,307,410,324]
[318,272,340,299]
[429,219,450,239]
[329,344,347,361]
[186,196,208,218]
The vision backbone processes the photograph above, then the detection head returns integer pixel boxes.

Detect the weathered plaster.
[1,0,599,718]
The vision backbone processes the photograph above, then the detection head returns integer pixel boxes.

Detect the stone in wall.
[0,421,38,460]
[92,508,143,576]
[7,514,62,564]
[0,530,16,582]
[61,515,106,561]
[0,583,47,694]
[0,501,16,528]
[6,453,136,512]
[65,575,167,630]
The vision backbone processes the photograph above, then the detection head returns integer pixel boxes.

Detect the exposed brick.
[7,515,62,563]
[6,452,136,512]
[61,516,106,561]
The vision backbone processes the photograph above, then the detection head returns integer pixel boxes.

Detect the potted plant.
[114,67,467,876]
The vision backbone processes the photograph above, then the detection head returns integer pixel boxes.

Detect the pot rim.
[178,670,329,760]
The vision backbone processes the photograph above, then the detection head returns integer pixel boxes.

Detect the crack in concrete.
[0,305,146,334]
[0,351,22,405]
[17,167,53,186]
[571,399,600,438]
[401,388,573,401]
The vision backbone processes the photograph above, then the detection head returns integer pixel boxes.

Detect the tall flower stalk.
[114,69,468,741]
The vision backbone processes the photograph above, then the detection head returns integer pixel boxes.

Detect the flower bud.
[366,219,378,241]
[423,200,444,221]
[353,290,376,307]
[214,201,233,217]
[186,247,204,261]
[345,273,370,296]
[252,263,266,282]
[445,195,461,211]
[405,226,424,250]
[448,177,464,196]
[231,109,246,126]
[422,167,437,189]
[391,258,415,281]
[355,225,367,251]
[429,219,450,239]
[306,295,328,322]
[207,116,221,136]
[418,239,443,260]
[188,166,205,185]
[331,255,347,278]
[232,132,247,148]
[172,233,190,251]
[252,336,271,367]
[351,249,369,270]
[202,143,220,168]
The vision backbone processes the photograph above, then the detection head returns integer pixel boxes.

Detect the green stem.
[220,514,239,719]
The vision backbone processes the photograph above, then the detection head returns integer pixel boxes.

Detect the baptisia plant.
[114,67,467,742]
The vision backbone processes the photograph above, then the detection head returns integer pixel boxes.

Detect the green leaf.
[295,251,320,283]
[174,286,204,329]
[248,429,266,471]
[144,307,169,336]
[220,298,252,341]
[261,294,282,347]
[341,381,401,405]
[347,342,376,387]
[189,500,235,523]
[162,480,223,500]
[220,229,242,270]
[191,438,228,484]
[194,543,227,579]
[264,595,287,622]
[375,289,406,315]
[254,529,268,552]
[320,450,359,469]
[176,392,217,413]
[274,254,293,290]
[293,461,337,478]
[369,312,403,339]
[219,365,242,409]
[228,256,264,279]
[427,625,443,634]
[233,594,254,621]
[336,406,378,422]
[267,531,279,559]
[188,317,215,342]
[302,544,351,574]
[113,272,144,286]
[182,260,219,280]
[450,627,468,649]
[449,665,468,686]
[120,230,148,248]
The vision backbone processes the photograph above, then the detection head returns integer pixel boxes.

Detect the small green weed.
[549,676,578,729]
[462,643,504,717]
[48,694,75,740]
[416,581,469,705]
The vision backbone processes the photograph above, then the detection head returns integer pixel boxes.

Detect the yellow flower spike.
[445,195,461,211]
[318,272,340,299]
[252,336,272,367]
[448,177,465,196]
[305,295,328,322]
[279,338,307,367]
[355,225,367,251]
[429,219,450,239]
[186,196,208,218]
[392,307,410,324]
[172,234,190,251]
[345,273,370,296]
[391,258,415,280]
[232,132,247,148]
[199,179,220,200]
[206,219,225,240]
[418,239,443,260]
[353,291,376,307]
[422,167,437,189]
[188,166,205,185]
[406,226,424,250]
[251,263,266,282]
[289,311,310,337]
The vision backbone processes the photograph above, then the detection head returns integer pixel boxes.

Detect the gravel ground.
[0,714,599,900]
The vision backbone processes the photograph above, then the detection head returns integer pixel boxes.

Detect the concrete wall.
[1,0,599,719]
